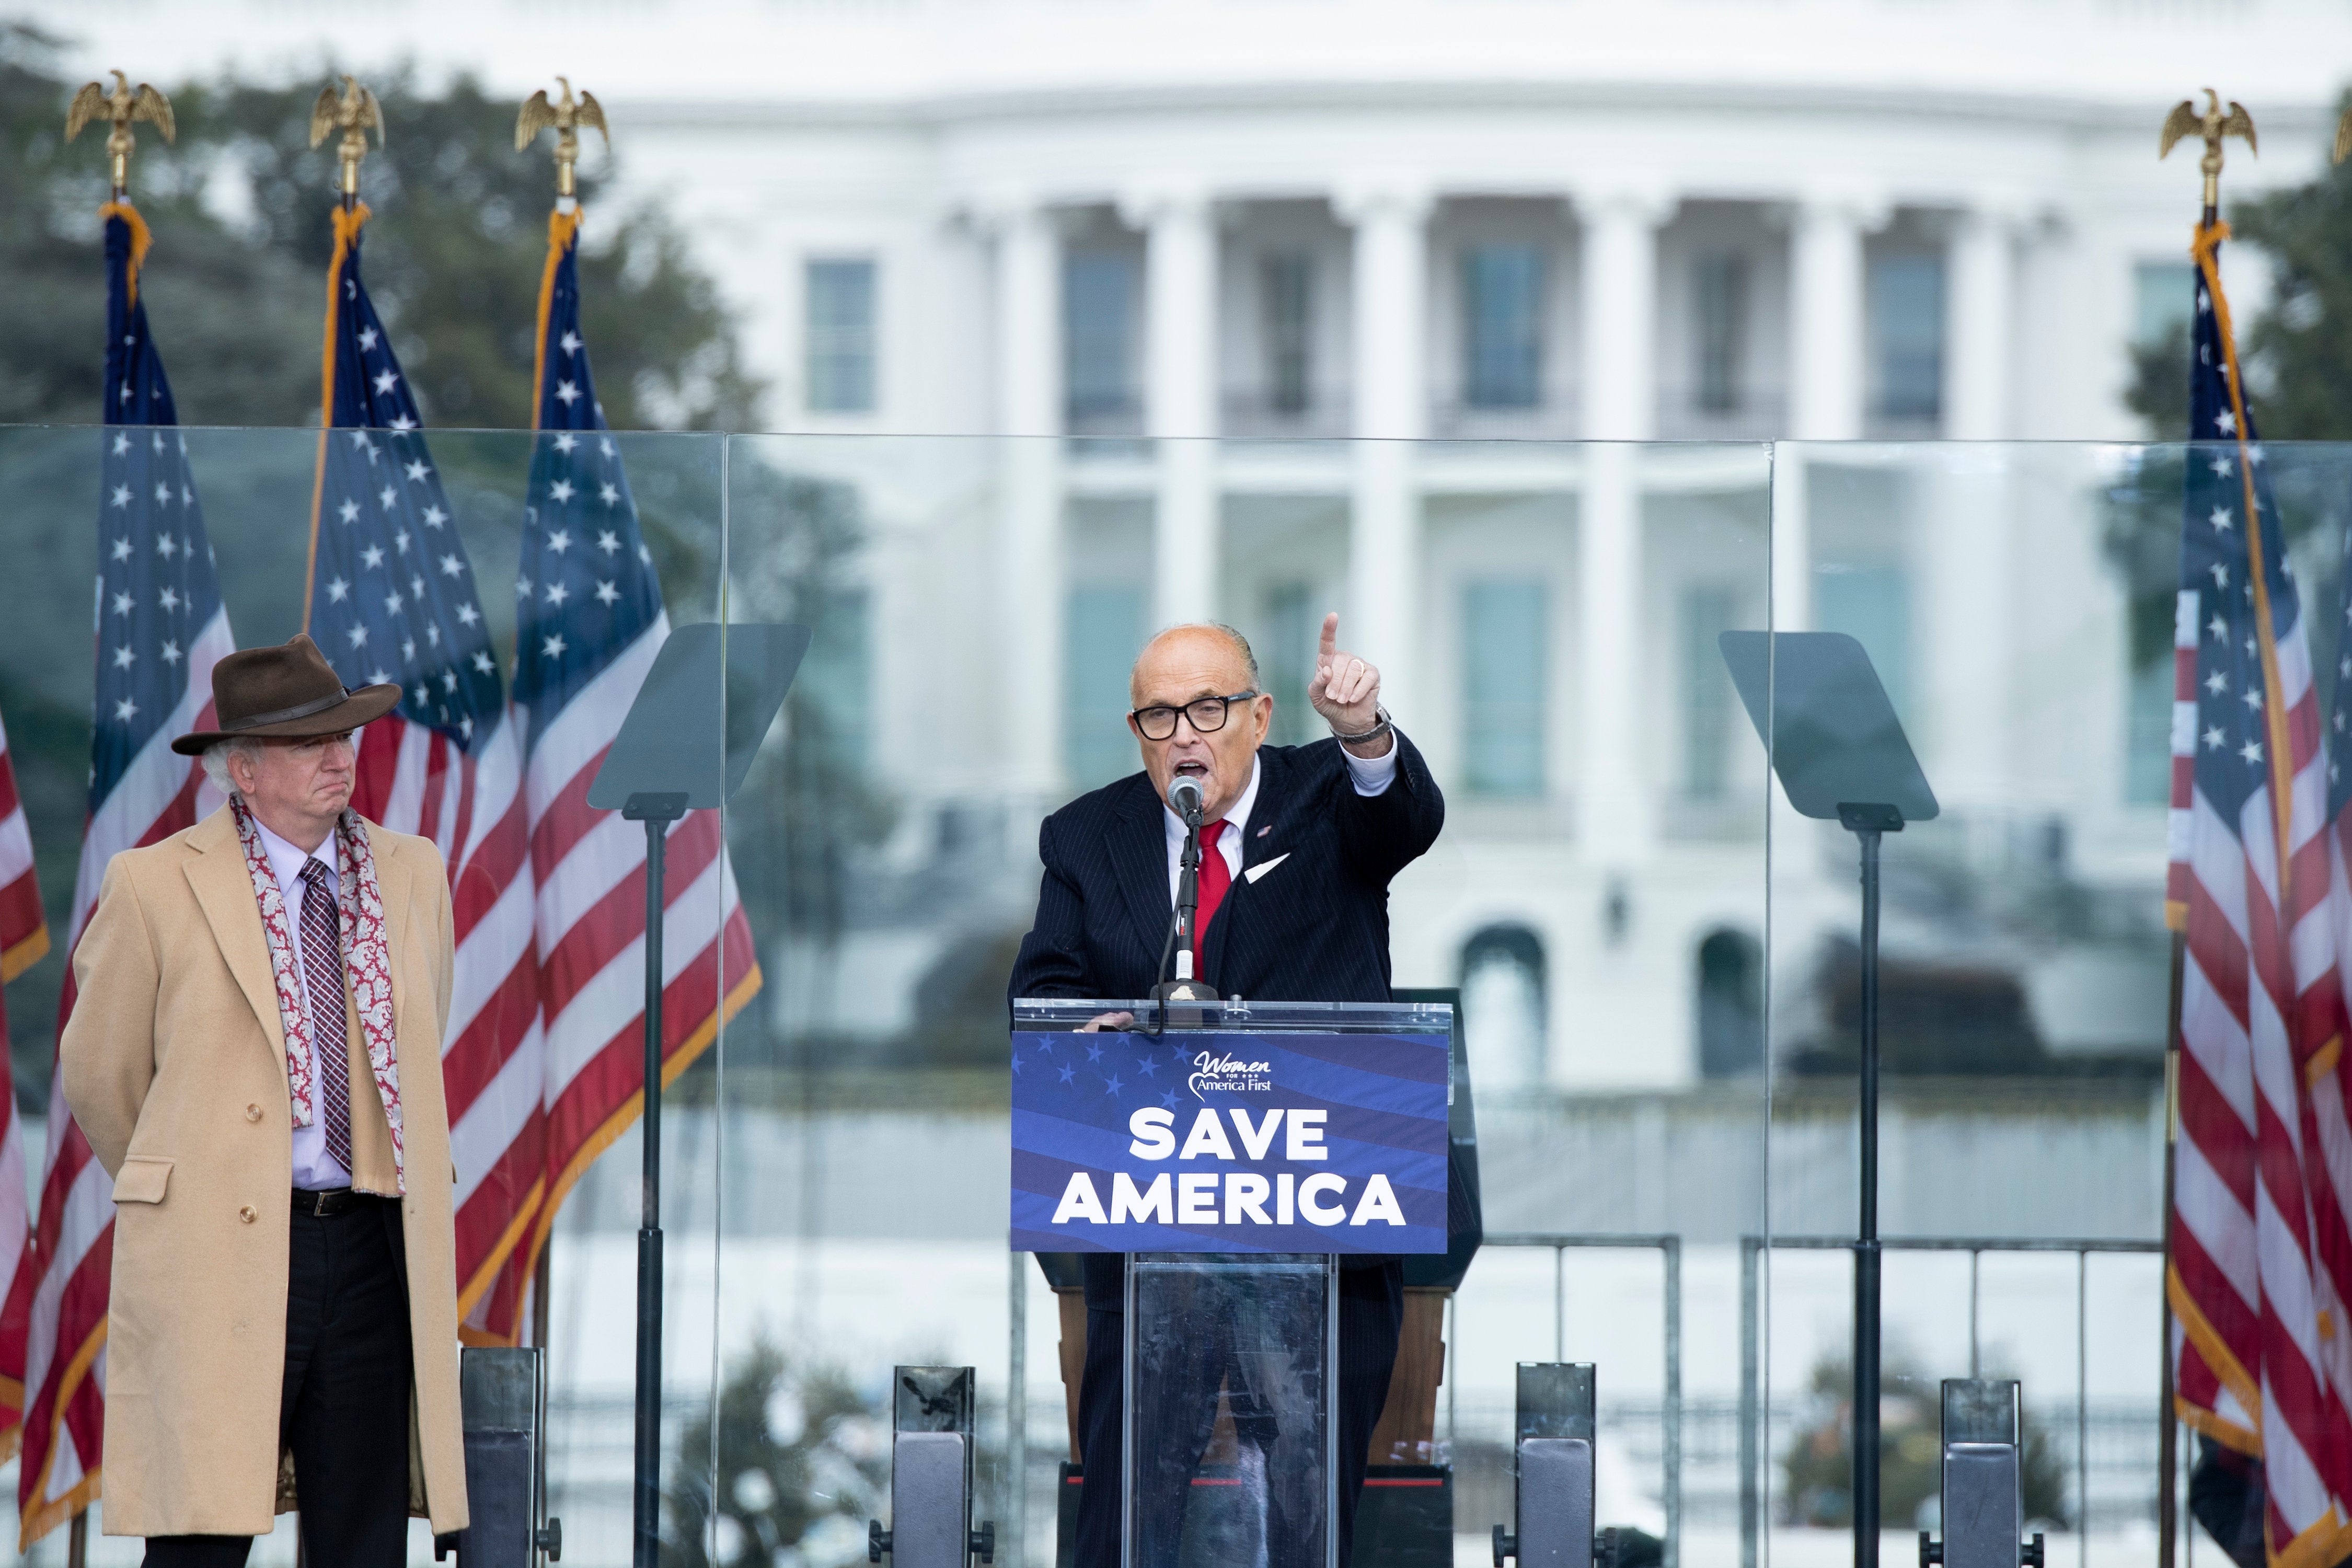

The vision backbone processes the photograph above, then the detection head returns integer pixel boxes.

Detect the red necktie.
[1195,819,1232,943]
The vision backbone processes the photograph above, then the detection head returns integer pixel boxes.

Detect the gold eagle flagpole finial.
[65,70,175,199]
[2161,88,2256,221]
[309,74,385,206]
[516,76,608,201]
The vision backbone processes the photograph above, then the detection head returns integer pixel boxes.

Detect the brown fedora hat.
[170,634,402,755]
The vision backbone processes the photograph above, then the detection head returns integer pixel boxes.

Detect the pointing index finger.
[1319,612,1339,662]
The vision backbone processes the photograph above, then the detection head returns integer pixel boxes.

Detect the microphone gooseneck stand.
[1146,789,1219,1032]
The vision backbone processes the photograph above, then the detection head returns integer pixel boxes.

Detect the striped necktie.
[297,858,355,1175]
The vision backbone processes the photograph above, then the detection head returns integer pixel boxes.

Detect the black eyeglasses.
[1129,691,1259,742]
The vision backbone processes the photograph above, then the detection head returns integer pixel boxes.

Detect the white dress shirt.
[253,817,353,1191]
[1160,735,1401,903]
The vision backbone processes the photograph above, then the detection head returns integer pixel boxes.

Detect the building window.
[2134,261,2198,348]
[2126,656,2173,805]
[1263,582,1319,746]
[1262,253,1316,417]
[1867,253,1945,424]
[1692,251,1749,415]
[1065,583,1145,788]
[1815,562,1911,721]
[1462,924,1547,1091]
[1696,928,1763,1078]
[1680,585,1738,799]
[804,259,877,414]
[1065,252,1139,432]
[799,584,873,770]
[1462,245,1546,410]
[1462,579,1546,796]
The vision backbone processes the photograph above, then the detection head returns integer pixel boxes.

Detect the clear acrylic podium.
[1012,997,1454,1568]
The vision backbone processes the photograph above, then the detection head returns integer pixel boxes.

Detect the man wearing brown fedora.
[60,634,467,1565]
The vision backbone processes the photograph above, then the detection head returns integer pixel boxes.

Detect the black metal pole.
[1854,824,1883,1568]
[629,798,682,1568]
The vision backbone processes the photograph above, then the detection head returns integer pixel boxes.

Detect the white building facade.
[53,0,2352,1090]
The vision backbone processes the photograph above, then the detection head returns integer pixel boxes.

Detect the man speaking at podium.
[1009,613,1445,1567]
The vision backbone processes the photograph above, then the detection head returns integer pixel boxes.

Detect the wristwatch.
[1330,705,1393,746]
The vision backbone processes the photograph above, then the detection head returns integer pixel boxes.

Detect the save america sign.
[1010,1026,1449,1254]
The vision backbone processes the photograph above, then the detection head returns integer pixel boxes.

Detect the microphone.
[1169,774,1205,827]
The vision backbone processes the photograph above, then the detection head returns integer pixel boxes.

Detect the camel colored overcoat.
[59,807,468,1538]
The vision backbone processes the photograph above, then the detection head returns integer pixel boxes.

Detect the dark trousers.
[143,1197,413,1568]
[1074,1254,1403,1568]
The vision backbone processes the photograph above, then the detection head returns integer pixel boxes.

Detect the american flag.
[306,203,541,1345]
[0,704,51,1465]
[2166,221,2352,1562]
[474,203,760,1340]
[18,203,234,1548]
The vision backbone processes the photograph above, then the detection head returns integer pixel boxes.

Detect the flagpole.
[513,70,610,1363]
[55,73,177,1560]
[303,78,384,630]
[2155,90,2258,1566]
[2159,928,2185,1568]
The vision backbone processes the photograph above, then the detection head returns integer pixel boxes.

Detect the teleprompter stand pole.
[1716,631,1938,1568]
[1841,802,1901,1568]
[627,789,688,1568]
[586,622,810,1568]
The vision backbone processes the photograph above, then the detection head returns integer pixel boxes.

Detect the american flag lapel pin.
[1256,825,1271,838]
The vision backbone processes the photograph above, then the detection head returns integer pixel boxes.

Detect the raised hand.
[1306,612,1384,744]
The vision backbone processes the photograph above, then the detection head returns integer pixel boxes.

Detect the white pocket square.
[1244,853,1290,885]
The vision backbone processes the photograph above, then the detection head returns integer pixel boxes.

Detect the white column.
[1574,188,1670,861]
[1125,185,1219,629]
[1920,203,2023,804]
[1577,442,1651,856]
[1339,180,1432,721]
[991,200,1066,794]
[1577,186,1673,441]
[1789,192,1881,442]
[1945,203,2018,442]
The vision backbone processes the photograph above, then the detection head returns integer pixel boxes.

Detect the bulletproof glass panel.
[1124,1251,1338,1568]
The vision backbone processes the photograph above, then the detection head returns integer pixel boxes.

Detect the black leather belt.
[292,1186,384,1217]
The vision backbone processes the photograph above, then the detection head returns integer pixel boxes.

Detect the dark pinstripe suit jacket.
[1011,734,1446,1305]
[1008,732,1445,1009]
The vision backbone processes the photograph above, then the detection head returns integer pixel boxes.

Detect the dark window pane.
[1681,585,1737,798]
[1065,583,1145,787]
[800,584,873,769]
[1868,252,1944,422]
[1065,252,1139,430]
[1264,582,1318,746]
[1462,578,1546,795]
[1692,251,1748,415]
[1696,928,1763,1078]
[1262,253,1315,416]
[805,259,877,414]
[1463,245,1545,410]
[1461,923,1548,1088]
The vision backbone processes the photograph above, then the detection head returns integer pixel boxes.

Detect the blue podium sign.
[1010,1024,1450,1254]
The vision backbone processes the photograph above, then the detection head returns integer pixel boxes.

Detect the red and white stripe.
[18,607,229,1546]
[2171,583,2352,1563]
[0,707,52,1464]
[463,613,757,1338]
[347,708,544,1342]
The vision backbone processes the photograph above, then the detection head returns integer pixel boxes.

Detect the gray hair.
[198,735,262,800]
[1131,622,1262,698]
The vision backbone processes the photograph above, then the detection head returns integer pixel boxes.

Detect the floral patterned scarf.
[228,797,407,1195]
